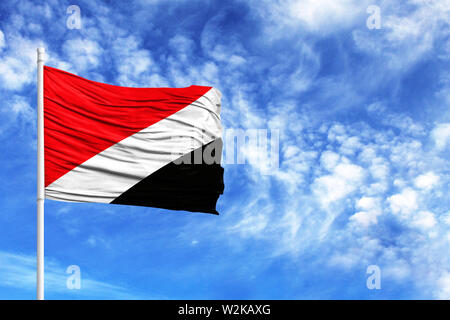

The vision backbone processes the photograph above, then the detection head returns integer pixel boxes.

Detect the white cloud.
[431,123,450,151]
[352,0,449,70]
[0,30,5,50]
[288,0,370,31]
[253,0,371,35]
[350,196,381,227]
[313,162,365,207]
[369,158,390,181]
[412,211,437,230]
[0,35,45,90]
[339,136,362,156]
[0,250,147,299]
[388,188,418,217]
[442,212,450,226]
[436,272,450,299]
[63,38,103,72]
[85,235,111,248]
[0,95,35,136]
[356,196,378,211]
[169,35,195,63]
[320,150,340,171]
[414,172,440,190]
[350,211,377,227]
[383,259,412,281]
[113,36,156,85]
[283,145,301,159]
[358,145,377,163]
[11,96,34,122]
[327,124,347,142]
[368,104,426,136]
[228,214,268,237]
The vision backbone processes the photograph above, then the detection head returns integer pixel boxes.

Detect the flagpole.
[36,47,45,300]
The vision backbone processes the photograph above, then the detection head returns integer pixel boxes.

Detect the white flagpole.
[36,47,45,300]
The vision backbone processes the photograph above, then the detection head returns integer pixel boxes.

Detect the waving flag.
[43,66,224,214]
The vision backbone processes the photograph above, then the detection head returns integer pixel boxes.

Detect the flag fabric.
[44,66,224,214]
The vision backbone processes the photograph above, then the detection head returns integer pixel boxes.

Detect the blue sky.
[0,0,449,299]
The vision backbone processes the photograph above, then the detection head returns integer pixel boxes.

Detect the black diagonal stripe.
[111,139,224,214]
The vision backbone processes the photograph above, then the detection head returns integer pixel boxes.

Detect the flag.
[44,66,224,214]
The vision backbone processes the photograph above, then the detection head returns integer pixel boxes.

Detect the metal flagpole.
[37,47,45,300]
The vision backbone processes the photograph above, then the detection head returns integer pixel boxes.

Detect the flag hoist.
[37,47,45,300]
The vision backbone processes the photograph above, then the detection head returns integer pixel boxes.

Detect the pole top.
[37,48,45,62]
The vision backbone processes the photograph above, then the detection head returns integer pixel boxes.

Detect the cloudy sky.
[0,0,449,299]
